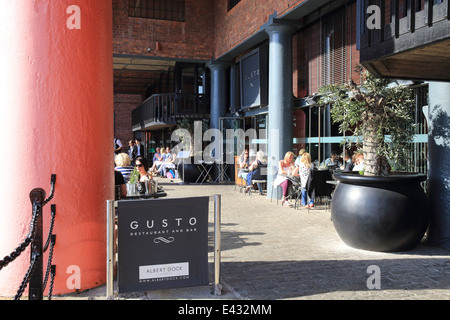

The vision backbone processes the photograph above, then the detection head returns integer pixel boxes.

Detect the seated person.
[342,152,354,172]
[294,152,314,208]
[152,147,162,164]
[135,156,152,194]
[245,151,267,193]
[159,152,177,178]
[273,151,296,206]
[115,153,134,183]
[150,147,166,173]
[158,147,177,177]
[324,152,341,168]
[238,149,250,181]
[114,169,127,199]
[352,153,364,172]
[294,148,307,167]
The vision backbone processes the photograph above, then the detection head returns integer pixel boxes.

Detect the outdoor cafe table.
[121,190,167,200]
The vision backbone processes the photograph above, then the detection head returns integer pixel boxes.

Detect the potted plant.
[317,68,430,252]
[127,167,140,195]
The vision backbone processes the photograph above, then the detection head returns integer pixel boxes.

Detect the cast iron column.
[207,60,229,163]
[264,22,296,199]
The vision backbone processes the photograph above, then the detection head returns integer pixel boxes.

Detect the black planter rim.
[333,171,427,186]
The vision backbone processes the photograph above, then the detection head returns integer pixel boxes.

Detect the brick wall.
[211,0,361,98]
[114,94,143,147]
[213,0,306,59]
[113,0,215,61]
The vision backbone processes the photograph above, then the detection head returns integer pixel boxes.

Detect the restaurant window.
[128,0,185,22]
[228,0,241,11]
[299,105,344,166]
[322,8,347,86]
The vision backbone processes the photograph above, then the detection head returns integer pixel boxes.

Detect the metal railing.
[0,174,57,300]
[132,93,210,129]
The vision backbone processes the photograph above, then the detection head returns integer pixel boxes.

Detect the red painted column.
[0,1,113,296]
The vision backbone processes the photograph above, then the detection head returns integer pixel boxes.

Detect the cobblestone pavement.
[60,179,450,300]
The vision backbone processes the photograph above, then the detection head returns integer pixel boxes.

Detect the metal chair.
[244,165,267,196]
[248,179,267,196]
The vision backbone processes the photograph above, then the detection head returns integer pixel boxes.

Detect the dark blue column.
[427,82,450,249]
[229,64,237,115]
[206,61,229,167]
[207,60,229,131]
[264,22,296,198]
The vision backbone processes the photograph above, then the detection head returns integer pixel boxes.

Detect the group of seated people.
[238,149,316,207]
[114,153,153,198]
[272,150,314,208]
[238,148,365,208]
[149,146,177,179]
[238,149,267,194]
[320,151,364,172]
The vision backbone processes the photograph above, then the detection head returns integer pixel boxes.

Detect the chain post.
[28,188,45,300]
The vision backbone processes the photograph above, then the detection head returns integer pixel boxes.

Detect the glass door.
[219,117,244,182]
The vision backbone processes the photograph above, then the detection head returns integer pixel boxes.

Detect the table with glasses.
[121,190,167,200]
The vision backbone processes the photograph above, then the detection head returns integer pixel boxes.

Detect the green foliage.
[318,69,416,175]
[129,167,140,184]
[177,118,209,134]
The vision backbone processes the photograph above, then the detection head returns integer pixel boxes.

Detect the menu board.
[117,197,209,293]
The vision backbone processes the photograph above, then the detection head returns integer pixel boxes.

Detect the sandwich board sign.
[116,196,209,293]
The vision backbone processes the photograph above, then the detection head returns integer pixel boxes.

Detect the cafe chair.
[305,169,333,212]
[270,171,283,205]
[283,176,300,208]
[270,181,282,205]
[245,179,267,197]
[244,165,267,196]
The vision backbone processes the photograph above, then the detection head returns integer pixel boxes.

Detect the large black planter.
[331,172,430,252]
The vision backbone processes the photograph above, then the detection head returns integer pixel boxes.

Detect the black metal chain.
[43,174,56,207]
[0,203,40,271]
[1,174,57,300]
[14,252,39,300]
[43,235,56,293]
[48,265,56,300]
[43,205,56,252]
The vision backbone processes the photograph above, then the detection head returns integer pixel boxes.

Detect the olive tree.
[318,69,416,176]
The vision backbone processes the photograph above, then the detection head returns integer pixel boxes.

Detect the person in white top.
[294,152,314,208]
[352,153,364,172]
[114,138,123,154]
[273,151,296,207]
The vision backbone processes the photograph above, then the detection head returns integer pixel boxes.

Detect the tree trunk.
[363,107,391,176]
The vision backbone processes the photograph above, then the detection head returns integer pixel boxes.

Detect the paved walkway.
[60,178,450,300]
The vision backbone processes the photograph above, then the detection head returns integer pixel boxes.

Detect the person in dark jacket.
[135,138,144,158]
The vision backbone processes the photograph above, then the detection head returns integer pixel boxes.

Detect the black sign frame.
[116,197,209,293]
